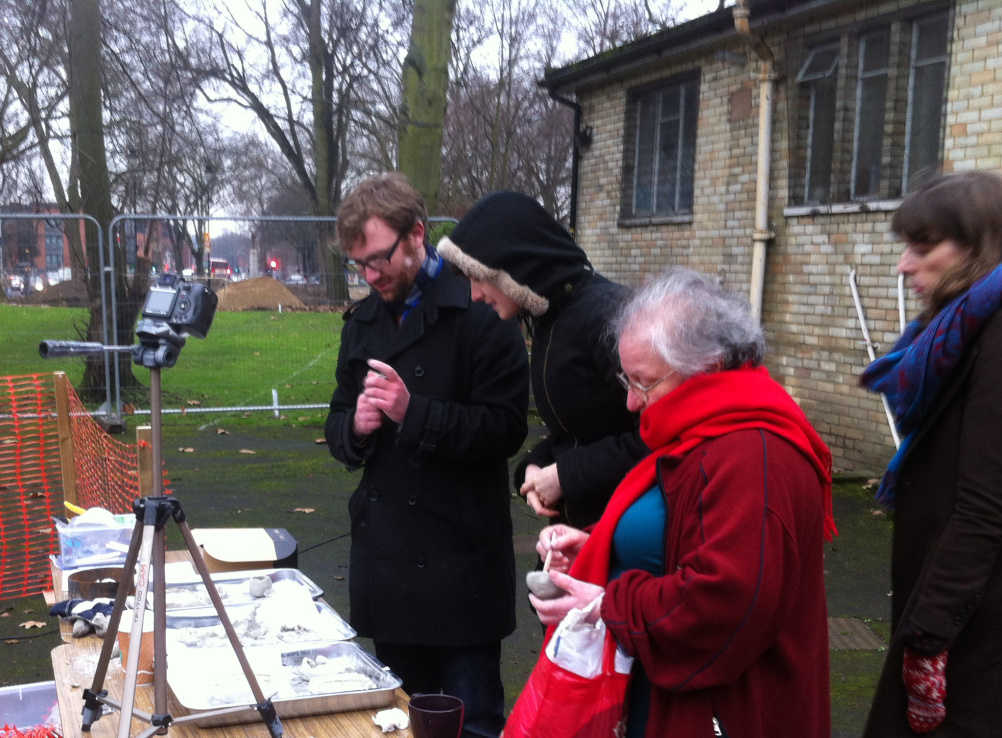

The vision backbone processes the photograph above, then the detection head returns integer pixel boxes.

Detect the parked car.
[286,274,306,285]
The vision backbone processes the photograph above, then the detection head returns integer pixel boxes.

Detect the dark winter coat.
[516,272,648,528]
[864,311,1002,736]
[324,266,529,646]
[439,192,647,528]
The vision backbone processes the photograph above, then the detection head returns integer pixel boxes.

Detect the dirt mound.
[216,276,306,311]
[23,278,89,307]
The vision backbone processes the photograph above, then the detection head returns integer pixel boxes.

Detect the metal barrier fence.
[0,212,458,428]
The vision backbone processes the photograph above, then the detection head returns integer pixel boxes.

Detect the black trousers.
[374,640,505,738]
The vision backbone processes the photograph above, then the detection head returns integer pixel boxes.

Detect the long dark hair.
[893,171,1002,316]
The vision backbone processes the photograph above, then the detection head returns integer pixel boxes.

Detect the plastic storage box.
[54,513,134,568]
[0,680,61,729]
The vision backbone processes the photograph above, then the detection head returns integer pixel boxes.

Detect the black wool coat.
[515,273,648,528]
[864,310,1002,736]
[325,266,529,647]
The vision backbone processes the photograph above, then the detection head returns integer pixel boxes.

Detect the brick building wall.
[567,0,1001,473]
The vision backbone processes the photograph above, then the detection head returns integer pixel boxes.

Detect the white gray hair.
[613,266,765,378]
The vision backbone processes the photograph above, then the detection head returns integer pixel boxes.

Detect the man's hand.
[521,463,562,517]
[363,359,410,424]
[352,393,382,438]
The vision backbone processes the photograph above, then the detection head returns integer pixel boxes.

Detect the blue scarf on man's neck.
[861,263,1002,506]
[391,244,442,322]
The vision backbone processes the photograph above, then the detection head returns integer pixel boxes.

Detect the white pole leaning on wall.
[849,266,900,448]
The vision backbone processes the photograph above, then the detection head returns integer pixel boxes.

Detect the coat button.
[414,366,425,377]
[417,558,426,568]
[408,494,417,505]
[368,489,379,501]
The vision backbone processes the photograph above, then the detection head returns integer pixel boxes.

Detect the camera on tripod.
[133,275,218,368]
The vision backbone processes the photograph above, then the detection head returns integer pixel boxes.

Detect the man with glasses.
[325,173,529,738]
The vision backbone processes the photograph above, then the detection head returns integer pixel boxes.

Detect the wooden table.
[49,553,412,738]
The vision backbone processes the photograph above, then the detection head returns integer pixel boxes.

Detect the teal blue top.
[609,485,666,738]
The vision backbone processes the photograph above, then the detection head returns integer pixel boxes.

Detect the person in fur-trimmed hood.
[439,191,648,529]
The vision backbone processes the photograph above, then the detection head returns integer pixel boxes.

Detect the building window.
[791,7,950,206]
[620,73,699,222]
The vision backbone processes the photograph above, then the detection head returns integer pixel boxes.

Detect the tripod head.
[39,274,217,370]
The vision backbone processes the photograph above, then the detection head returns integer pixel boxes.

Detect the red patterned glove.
[902,647,948,733]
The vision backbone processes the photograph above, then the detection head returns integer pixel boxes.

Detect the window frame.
[789,4,951,209]
[619,71,701,226]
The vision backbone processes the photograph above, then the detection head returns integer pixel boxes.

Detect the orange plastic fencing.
[64,385,169,514]
[0,374,64,599]
[0,373,170,599]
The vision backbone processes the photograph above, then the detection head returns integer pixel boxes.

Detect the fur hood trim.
[438,236,550,316]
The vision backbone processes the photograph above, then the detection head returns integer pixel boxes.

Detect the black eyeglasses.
[616,370,676,402]
[342,232,405,275]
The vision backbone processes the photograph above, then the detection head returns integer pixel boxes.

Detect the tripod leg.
[176,518,284,738]
[82,513,146,731]
[150,522,170,734]
[117,519,158,738]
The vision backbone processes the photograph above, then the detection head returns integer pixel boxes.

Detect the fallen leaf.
[186,399,201,406]
[291,508,315,514]
[285,384,292,388]
[279,414,288,420]
[19,620,45,629]
[239,449,256,454]
[179,447,195,453]
[0,612,10,618]
[217,428,230,435]
[271,316,278,321]
[4,639,16,644]
[22,608,33,614]
[314,438,326,444]
[254,352,261,356]
[298,417,310,421]
[333,576,345,581]
[869,509,885,516]
[123,403,135,415]
[242,412,252,418]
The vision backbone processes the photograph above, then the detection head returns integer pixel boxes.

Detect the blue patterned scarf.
[861,264,1002,506]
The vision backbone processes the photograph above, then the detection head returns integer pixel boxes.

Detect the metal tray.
[159,567,323,610]
[167,641,401,727]
[165,599,355,648]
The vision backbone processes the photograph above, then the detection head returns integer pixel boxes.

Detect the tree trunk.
[68,0,138,403]
[399,0,457,215]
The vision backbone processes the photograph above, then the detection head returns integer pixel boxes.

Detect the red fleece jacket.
[569,367,832,738]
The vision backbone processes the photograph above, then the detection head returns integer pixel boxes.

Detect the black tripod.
[42,315,282,737]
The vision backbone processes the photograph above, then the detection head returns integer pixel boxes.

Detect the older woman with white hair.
[529,266,836,738]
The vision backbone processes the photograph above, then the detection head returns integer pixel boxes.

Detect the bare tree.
[183,0,408,301]
[438,0,573,220]
[399,0,456,213]
[560,0,680,58]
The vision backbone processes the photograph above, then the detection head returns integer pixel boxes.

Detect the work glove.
[49,598,115,638]
[902,647,948,733]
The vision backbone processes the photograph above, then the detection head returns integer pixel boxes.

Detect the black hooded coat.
[439,192,648,527]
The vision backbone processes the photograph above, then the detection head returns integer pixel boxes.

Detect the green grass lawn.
[0,305,342,421]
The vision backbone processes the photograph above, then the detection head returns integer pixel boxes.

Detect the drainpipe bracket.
[752,229,775,242]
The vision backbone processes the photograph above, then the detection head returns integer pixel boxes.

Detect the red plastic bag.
[502,601,630,738]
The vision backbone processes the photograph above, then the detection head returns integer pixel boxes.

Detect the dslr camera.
[133,275,218,368]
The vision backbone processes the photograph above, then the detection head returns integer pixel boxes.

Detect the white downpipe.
[898,272,907,333]
[849,267,901,448]
[734,0,776,323]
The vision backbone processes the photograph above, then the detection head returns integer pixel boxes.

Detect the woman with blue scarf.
[861,171,1002,737]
